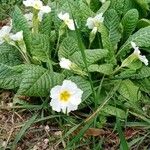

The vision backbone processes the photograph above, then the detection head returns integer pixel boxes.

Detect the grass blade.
[116,118,129,150]
[12,113,38,150]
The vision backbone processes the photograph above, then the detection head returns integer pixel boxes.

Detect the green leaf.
[134,0,149,11]
[122,9,139,41]
[138,78,150,93]
[110,0,136,15]
[17,66,64,97]
[110,0,125,15]
[115,66,150,80]
[88,64,113,75]
[30,34,50,62]
[118,26,150,57]
[0,43,22,66]
[71,49,108,68]
[0,64,22,89]
[12,114,38,150]
[12,6,31,52]
[104,9,121,46]
[97,1,111,14]
[135,66,150,79]
[137,18,150,29]
[102,105,126,119]
[115,69,137,80]
[90,0,101,12]
[98,24,116,64]
[39,13,52,36]
[118,79,141,103]
[58,36,80,59]
[68,76,92,101]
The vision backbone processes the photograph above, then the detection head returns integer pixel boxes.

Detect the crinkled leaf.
[118,79,141,103]
[88,64,113,75]
[71,49,108,67]
[118,26,150,57]
[39,13,52,37]
[97,1,111,14]
[31,34,50,62]
[137,18,150,29]
[104,9,121,46]
[0,64,22,89]
[102,105,126,119]
[122,9,139,41]
[12,6,31,51]
[98,24,116,64]
[17,66,64,97]
[58,36,80,59]
[0,43,22,66]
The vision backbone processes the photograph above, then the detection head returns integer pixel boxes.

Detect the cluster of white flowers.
[0,25,23,45]
[131,42,148,66]
[23,0,51,22]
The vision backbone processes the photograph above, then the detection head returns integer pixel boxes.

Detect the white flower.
[38,6,51,22]
[0,26,12,45]
[23,0,51,22]
[59,58,72,70]
[86,13,104,30]
[58,12,75,30]
[50,80,83,113]
[10,31,23,41]
[23,0,43,10]
[24,12,33,27]
[131,42,148,66]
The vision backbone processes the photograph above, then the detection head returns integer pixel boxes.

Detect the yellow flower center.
[60,90,71,102]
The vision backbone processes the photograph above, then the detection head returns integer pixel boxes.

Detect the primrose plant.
[0,0,150,117]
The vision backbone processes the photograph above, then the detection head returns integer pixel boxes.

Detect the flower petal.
[66,103,78,113]
[62,80,78,92]
[66,19,75,30]
[41,6,51,13]
[94,13,104,23]
[59,58,72,70]
[24,12,33,21]
[69,89,83,105]
[86,17,94,29]
[50,99,61,112]
[139,55,148,66]
[38,11,44,22]
[50,85,61,99]
[10,31,23,41]
[23,0,34,7]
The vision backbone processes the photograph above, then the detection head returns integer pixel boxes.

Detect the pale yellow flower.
[50,80,83,113]
[131,42,148,66]
[58,12,75,30]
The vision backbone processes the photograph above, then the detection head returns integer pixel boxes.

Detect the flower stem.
[32,9,39,34]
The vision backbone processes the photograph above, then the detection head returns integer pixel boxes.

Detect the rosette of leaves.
[0,0,150,121]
